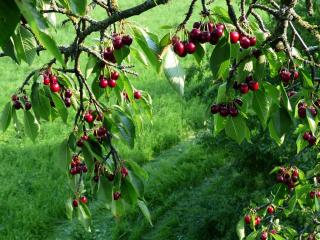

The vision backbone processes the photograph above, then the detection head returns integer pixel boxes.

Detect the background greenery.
[0,1,318,239]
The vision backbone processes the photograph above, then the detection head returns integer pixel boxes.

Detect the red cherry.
[309,106,317,116]
[308,135,316,146]
[249,81,259,91]
[199,31,211,43]
[113,191,121,200]
[99,79,108,88]
[113,36,123,49]
[215,23,225,31]
[25,101,32,110]
[82,165,88,173]
[210,104,220,114]
[80,196,87,204]
[261,231,268,240]
[107,174,115,181]
[134,91,142,100]
[43,76,50,85]
[239,36,251,49]
[229,107,238,117]
[267,206,274,214]
[50,83,60,93]
[111,71,119,80]
[185,42,197,54]
[174,41,186,57]
[210,33,220,45]
[189,28,201,41]
[303,132,311,141]
[280,70,291,83]
[108,79,117,88]
[255,216,261,225]
[72,199,79,207]
[244,215,251,224]
[65,98,72,107]
[103,48,116,63]
[230,31,240,44]
[122,35,133,46]
[70,167,78,175]
[317,192,320,198]
[213,27,224,38]
[50,75,58,84]
[240,83,249,94]
[293,70,299,79]
[97,127,107,137]
[193,22,201,29]
[207,22,215,32]
[310,191,316,199]
[270,229,277,235]
[121,167,129,177]
[298,107,306,118]
[84,113,94,123]
[249,37,257,46]
[219,105,229,117]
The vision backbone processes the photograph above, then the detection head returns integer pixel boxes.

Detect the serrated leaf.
[0,1,20,47]
[252,90,270,128]
[23,111,40,142]
[0,102,12,132]
[13,25,37,65]
[130,47,148,66]
[137,199,153,226]
[51,92,68,123]
[225,116,246,144]
[236,218,245,240]
[70,0,87,16]
[31,83,51,121]
[210,36,230,80]
[193,42,205,65]
[162,46,185,95]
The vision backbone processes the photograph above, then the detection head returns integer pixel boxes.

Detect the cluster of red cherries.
[112,33,133,49]
[279,68,299,84]
[63,89,73,108]
[303,131,317,146]
[275,166,299,190]
[244,205,276,239]
[229,31,256,49]
[99,71,119,89]
[234,76,259,94]
[309,189,320,199]
[298,102,317,118]
[173,21,225,57]
[69,155,88,175]
[210,98,243,117]
[43,71,61,93]
[72,196,88,208]
[11,94,32,110]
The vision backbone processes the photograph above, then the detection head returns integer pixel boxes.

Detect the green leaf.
[236,218,245,240]
[58,139,71,170]
[51,92,68,123]
[77,204,91,231]
[210,36,230,80]
[193,42,205,65]
[15,0,64,65]
[132,26,161,72]
[271,234,286,240]
[300,68,313,88]
[279,83,292,113]
[252,90,270,128]
[306,108,317,135]
[31,83,51,121]
[159,33,171,48]
[23,110,40,142]
[121,178,138,205]
[268,107,292,145]
[85,54,98,79]
[225,116,247,144]
[1,37,19,64]
[70,0,87,16]
[114,46,130,64]
[0,1,20,47]
[284,195,297,216]
[246,231,259,240]
[126,159,148,181]
[112,106,136,148]
[0,102,12,132]
[162,46,185,95]
[130,47,148,66]
[137,199,153,226]
[65,198,73,220]
[13,25,37,65]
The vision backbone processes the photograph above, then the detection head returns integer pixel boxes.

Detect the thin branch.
[177,0,198,31]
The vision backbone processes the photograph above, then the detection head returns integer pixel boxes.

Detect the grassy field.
[0,1,279,239]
